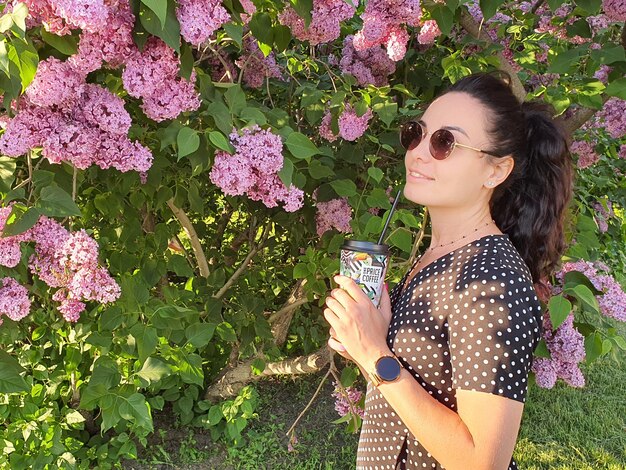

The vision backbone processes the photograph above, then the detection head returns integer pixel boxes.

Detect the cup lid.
[341,240,389,254]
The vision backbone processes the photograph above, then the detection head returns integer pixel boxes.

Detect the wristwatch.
[369,354,403,387]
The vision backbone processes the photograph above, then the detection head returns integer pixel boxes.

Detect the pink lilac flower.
[532,313,586,388]
[338,105,373,141]
[587,14,611,35]
[603,0,626,21]
[239,0,256,23]
[339,35,396,87]
[69,2,137,73]
[594,65,611,83]
[278,0,356,45]
[595,98,626,139]
[315,197,352,236]
[206,49,238,83]
[52,0,109,32]
[319,111,338,142]
[235,37,283,89]
[531,357,557,388]
[0,205,33,268]
[122,37,200,122]
[558,260,626,322]
[331,382,365,418]
[417,20,441,45]
[25,57,85,108]
[0,277,31,324]
[593,200,613,233]
[77,84,132,135]
[352,0,421,61]
[176,0,231,46]
[19,0,72,35]
[57,298,86,322]
[209,126,303,212]
[571,140,599,169]
[0,106,63,157]
[619,145,626,159]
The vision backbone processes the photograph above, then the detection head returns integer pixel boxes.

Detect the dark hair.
[445,72,573,283]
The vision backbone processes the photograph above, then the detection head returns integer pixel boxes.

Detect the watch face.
[376,356,401,381]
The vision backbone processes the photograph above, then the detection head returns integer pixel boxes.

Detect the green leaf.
[286,132,320,159]
[240,107,267,126]
[431,4,454,36]
[208,131,235,152]
[293,263,310,279]
[564,284,600,314]
[563,270,602,295]
[10,2,28,33]
[330,179,357,197]
[224,23,243,48]
[224,84,247,116]
[584,332,603,362]
[367,167,384,183]
[372,101,398,127]
[216,322,237,342]
[2,206,42,236]
[41,29,79,55]
[0,349,30,393]
[534,339,551,358]
[130,324,159,364]
[207,101,233,135]
[278,157,294,186]
[340,366,357,387]
[177,127,200,159]
[141,0,167,27]
[185,322,217,348]
[548,295,572,330]
[207,405,223,425]
[8,40,39,91]
[137,357,171,385]
[273,24,292,52]
[37,186,81,217]
[589,46,625,65]
[479,0,506,20]
[139,0,181,53]
[179,41,194,80]
[0,13,13,33]
[308,159,334,179]
[119,393,153,432]
[249,12,274,47]
[0,156,16,192]
[251,358,266,375]
[388,228,413,252]
[167,254,194,277]
[547,46,589,74]
[290,0,313,27]
[605,78,626,100]
[176,352,204,386]
[574,0,601,13]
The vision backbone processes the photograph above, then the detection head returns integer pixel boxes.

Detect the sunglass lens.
[400,121,422,150]
[430,129,456,160]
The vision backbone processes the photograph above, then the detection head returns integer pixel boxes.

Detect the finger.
[329,287,356,310]
[328,336,347,352]
[325,296,346,316]
[334,275,372,304]
[323,307,340,328]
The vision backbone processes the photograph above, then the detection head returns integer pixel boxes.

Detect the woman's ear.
[485,156,514,188]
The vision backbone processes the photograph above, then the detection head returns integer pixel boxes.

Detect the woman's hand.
[324,275,392,368]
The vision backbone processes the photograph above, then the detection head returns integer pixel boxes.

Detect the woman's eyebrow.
[418,120,470,138]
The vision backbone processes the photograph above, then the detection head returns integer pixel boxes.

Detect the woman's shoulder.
[461,234,534,285]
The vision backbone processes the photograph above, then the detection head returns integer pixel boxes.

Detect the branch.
[213,224,270,299]
[286,364,332,439]
[561,93,611,136]
[166,198,210,278]
[204,344,331,400]
[458,9,527,102]
[530,0,546,14]
[408,207,429,267]
[269,279,310,346]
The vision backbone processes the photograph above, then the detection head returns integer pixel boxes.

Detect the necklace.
[425,219,496,253]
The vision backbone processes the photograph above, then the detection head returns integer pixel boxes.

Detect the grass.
[129,349,626,470]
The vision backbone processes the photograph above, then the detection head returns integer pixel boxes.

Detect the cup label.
[340,249,388,306]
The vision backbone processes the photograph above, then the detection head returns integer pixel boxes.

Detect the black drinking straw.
[378,189,402,245]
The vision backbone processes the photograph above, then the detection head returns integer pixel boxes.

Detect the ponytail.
[447,73,574,282]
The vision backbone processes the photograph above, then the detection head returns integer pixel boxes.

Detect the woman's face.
[403,92,498,210]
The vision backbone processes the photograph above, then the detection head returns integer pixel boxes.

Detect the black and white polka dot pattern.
[356,234,542,470]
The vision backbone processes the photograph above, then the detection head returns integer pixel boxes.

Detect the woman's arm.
[369,343,524,470]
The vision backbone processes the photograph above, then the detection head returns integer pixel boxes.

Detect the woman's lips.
[407,169,435,181]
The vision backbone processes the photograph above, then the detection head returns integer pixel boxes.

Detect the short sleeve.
[448,268,541,403]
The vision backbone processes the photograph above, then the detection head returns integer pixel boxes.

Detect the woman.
[324,72,573,470]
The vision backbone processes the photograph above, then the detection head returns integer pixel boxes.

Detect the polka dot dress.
[356,234,542,470]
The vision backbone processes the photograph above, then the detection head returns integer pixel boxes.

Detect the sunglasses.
[400,120,502,160]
